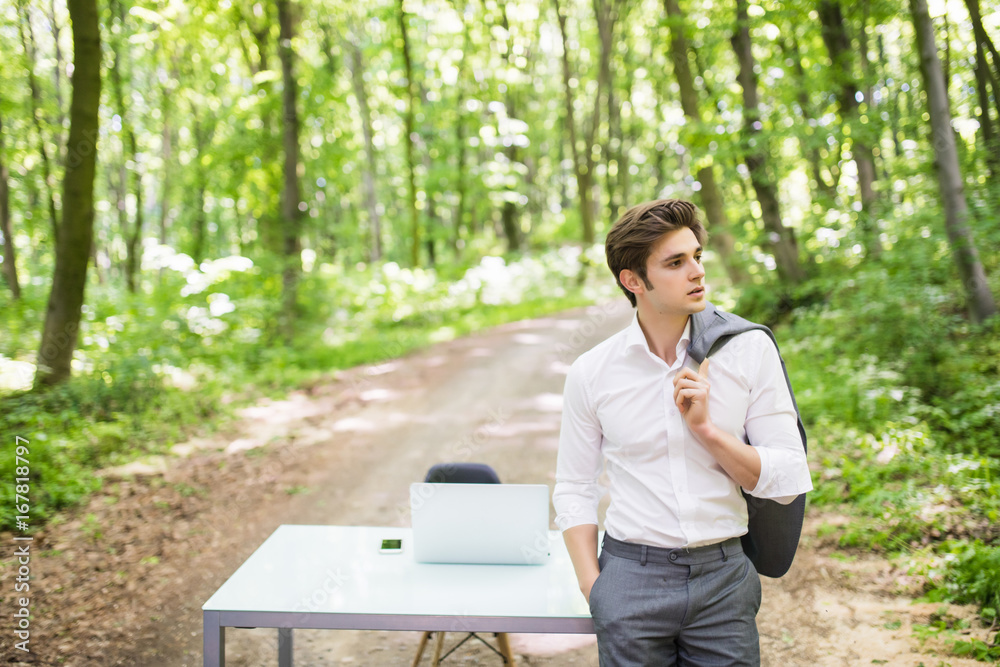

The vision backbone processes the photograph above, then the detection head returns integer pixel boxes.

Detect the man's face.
[629,227,707,316]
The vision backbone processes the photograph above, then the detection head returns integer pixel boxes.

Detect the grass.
[771,232,1000,660]
[0,246,617,531]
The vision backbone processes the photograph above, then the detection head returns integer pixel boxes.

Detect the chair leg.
[496,632,516,666]
[431,631,446,667]
[412,631,432,667]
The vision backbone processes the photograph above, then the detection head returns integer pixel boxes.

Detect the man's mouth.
[688,286,705,296]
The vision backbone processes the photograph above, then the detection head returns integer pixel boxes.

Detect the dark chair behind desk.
[411,463,517,667]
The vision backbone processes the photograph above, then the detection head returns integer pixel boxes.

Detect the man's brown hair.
[605,199,707,307]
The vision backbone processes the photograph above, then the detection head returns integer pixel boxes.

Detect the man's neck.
[636,306,689,366]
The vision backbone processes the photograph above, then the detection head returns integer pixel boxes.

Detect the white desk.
[202,525,594,666]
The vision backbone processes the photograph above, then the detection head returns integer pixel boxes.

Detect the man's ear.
[619,269,643,296]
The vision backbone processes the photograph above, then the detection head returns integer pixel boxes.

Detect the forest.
[1,0,999,662]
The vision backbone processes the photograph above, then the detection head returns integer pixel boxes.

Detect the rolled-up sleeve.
[553,362,607,530]
[743,332,813,503]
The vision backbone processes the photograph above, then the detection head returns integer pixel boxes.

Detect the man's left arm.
[674,358,763,491]
[740,333,813,503]
[673,333,812,502]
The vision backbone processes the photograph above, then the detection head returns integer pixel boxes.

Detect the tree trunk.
[35,0,101,388]
[973,39,1000,185]
[877,34,903,160]
[319,18,339,76]
[857,5,888,188]
[453,111,467,256]
[664,0,748,287]
[858,1,876,124]
[963,0,1000,124]
[18,0,61,245]
[417,81,441,265]
[159,59,177,246]
[590,0,616,224]
[192,184,207,263]
[498,4,522,253]
[452,9,470,257]
[651,75,671,195]
[346,38,382,261]
[277,0,302,341]
[731,0,805,285]
[188,108,212,263]
[965,0,1000,183]
[108,0,143,293]
[617,57,634,215]
[819,0,881,257]
[594,0,619,218]
[237,3,282,256]
[0,107,20,300]
[124,130,143,293]
[910,0,996,323]
[553,0,596,244]
[48,0,66,151]
[397,0,420,266]
[500,201,519,253]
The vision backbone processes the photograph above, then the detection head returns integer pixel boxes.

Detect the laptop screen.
[409,483,551,565]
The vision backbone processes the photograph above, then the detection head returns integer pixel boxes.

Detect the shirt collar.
[625,313,692,360]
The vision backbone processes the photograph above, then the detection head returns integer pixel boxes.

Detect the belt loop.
[721,543,728,562]
[640,545,648,566]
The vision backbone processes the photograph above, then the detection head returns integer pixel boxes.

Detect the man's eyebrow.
[658,247,703,263]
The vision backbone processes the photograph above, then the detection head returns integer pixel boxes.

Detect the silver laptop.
[409,483,551,565]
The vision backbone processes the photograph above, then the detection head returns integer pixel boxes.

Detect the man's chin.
[687,297,708,312]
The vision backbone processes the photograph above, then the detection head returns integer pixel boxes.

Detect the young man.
[553,199,812,666]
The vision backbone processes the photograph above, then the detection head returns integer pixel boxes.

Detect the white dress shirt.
[553,313,813,549]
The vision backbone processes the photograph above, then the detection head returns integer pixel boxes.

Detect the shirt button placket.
[665,371,690,540]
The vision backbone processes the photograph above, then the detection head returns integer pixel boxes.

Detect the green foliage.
[949,638,1000,663]
[0,246,616,530]
[928,542,1000,612]
[774,207,999,633]
[2,0,999,657]
[911,601,1000,663]
[809,424,1000,551]
[0,345,217,528]
[783,219,1000,454]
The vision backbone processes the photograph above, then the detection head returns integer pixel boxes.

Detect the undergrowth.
[0,245,615,530]
[774,227,1000,660]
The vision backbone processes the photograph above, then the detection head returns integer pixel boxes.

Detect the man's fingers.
[673,380,696,401]
[674,387,701,408]
[673,360,711,384]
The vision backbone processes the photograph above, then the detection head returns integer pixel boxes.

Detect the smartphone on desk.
[379,538,403,554]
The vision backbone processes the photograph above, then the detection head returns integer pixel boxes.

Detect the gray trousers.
[589,535,761,667]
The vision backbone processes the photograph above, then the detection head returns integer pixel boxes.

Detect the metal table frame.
[202,525,594,666]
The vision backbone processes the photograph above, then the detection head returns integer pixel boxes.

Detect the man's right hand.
[562,524,600,604]
[580,569,600,604]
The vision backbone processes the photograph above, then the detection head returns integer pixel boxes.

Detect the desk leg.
[278,627,293,667]
[203,611,225,667]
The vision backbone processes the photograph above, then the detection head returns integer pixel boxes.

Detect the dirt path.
[0,303,988,666]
